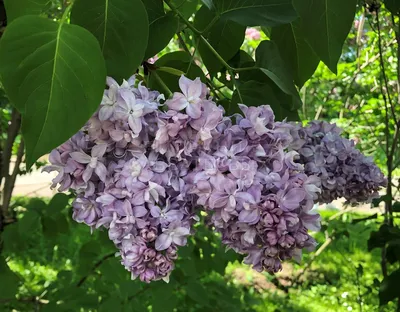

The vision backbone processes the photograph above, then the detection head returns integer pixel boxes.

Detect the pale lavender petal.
[82,166,94,182]
[92,144,107,158]
[155,233,172,251]
[95,162,107,182]
[186,102,202,119]
[166,93,187,111]
[133,205,147,218]
[70,152,91,164]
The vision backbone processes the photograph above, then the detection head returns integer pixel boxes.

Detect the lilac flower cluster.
[44,75,224,282]
[289,121,387,204]
[189,105,321,273]
[45,75,385,281]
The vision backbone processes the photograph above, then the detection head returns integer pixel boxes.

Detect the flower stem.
[151,70,173,99]
[60,1,74,24]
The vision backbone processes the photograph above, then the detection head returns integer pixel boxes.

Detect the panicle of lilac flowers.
[189,104,322,273]
[289,121,387,204]
[44,75,224,283]
[44,74,386,281]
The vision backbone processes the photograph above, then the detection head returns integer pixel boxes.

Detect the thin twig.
[0,109,21,186]
[293,231,333,285]
[2,139,24,218]
[177,32,190,54]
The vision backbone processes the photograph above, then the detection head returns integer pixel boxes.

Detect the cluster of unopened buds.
[45,75,386,283]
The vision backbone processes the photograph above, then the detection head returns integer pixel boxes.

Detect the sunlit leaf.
[0,16,106,167]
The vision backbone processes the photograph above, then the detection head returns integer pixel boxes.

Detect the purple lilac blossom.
[44,75,221,283]
[44,75,385,281]
[190,104,321,273]
[288,121,387,204]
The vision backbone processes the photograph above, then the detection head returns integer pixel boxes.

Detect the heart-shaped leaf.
[0,15,106,167]
[255,40,301,108]
[145,12,178,59]
[293,0,357,74]
[71,0,149,83]
[206,0,297,27]
[271,21,320,87]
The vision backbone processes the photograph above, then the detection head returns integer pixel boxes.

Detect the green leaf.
[386,240,400,264]
[142,0,165,23]
[25,198,47,213]
[0,256,19,299]
[152,290,178,312]
[71,0,149,82]
[368,224,400,251]
[208,0,297,27]
[146,12,178,58]
[4,0,49,23]
[293,0,357,74]
[171,0,199,18]
[100,297,123,312]
[271,20,320,87]
[372,194,391,207]
[195,5,245,74]
[18,210,41,237]
[255,40,301,108]
[99,257,127,284]
[42,214,70,238]
[76,241,103,276]
[0,16,106,167]
[379,269,400,305]
[148,51,205,93]
[47,193,70,216]
[261,26,271,38]
[231,80,299,120]
[186,281,209,304]
[385,0,400,15]
[392,201,400,212]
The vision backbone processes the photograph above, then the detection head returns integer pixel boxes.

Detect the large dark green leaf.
[0,16,106,167]
[0,256,19,299]
[195,6,245,74]
[255,40,301,108]
[142,0,164,23]
[271,21,319,87]
[4,0,49,23]
[206,0,297,26]
[145,12,178,59]
[231,80,299,120]
[379,269,400,305]
[171,0,199,18]
[71,0,149,82]
[293,0,357,74]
